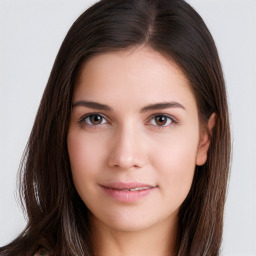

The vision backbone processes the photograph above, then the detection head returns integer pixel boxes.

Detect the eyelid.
[146,113,178,127]
[77,112,178,128]
[78,113,109,126]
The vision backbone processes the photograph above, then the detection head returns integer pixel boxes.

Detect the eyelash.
[78,113,178,128]
[147,113,177,128]
[78,113,108,128]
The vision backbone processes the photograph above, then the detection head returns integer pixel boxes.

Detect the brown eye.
[83,114,107,125]
[151,115,173,127]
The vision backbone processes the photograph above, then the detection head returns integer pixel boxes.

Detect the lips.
[117,187,151,191]
[100,182,156,202]
[102,182,155,190]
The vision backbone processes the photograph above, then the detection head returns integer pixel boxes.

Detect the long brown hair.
[0,0,231,255]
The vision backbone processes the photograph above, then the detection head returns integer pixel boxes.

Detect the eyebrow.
[72,101,113,111]
[140,102,186,112]
[72,100,185,112]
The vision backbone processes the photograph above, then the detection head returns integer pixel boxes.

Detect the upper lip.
[101,182,155,190]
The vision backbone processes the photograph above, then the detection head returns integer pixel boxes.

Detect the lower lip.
[102,186,154,202]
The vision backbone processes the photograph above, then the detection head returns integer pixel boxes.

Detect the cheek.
[67,130,107,193]
[68,129,108,167]
[150,128,199,201]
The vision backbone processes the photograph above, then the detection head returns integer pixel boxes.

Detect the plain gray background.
[0,0,255,255]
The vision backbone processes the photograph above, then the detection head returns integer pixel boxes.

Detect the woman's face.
[67,47,210,232]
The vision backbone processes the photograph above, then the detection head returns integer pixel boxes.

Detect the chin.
[105,218,158,232]
[90,206,178,233]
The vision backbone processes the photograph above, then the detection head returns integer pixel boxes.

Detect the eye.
[79,114,107,126]
[149,115,175,127]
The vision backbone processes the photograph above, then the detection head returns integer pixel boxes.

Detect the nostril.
[107,149,146,170]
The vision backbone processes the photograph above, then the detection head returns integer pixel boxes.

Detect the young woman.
[0,0,231,255]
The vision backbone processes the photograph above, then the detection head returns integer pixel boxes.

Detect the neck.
[90,213,179,256]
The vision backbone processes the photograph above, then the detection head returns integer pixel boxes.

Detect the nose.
[107,124,147,170]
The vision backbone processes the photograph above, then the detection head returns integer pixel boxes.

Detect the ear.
[196,113,217,166]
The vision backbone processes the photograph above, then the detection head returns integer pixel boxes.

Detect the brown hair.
[0,0,231,255]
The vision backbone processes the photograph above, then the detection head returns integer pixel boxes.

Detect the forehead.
[73,47,196,110]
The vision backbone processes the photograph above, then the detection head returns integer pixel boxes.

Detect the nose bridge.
[107,121,146,170]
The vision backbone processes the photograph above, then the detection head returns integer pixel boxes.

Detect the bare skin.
[67,46,214,256]
[90,210,178,256]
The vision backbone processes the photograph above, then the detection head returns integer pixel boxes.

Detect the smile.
[100,182,156,202]
[115,187,152,191]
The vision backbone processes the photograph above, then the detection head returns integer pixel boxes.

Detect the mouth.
[100,182,156,202]
[113,187,153,191]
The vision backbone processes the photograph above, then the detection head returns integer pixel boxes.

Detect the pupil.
[156,116,166,125]
[91,115,102,124]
